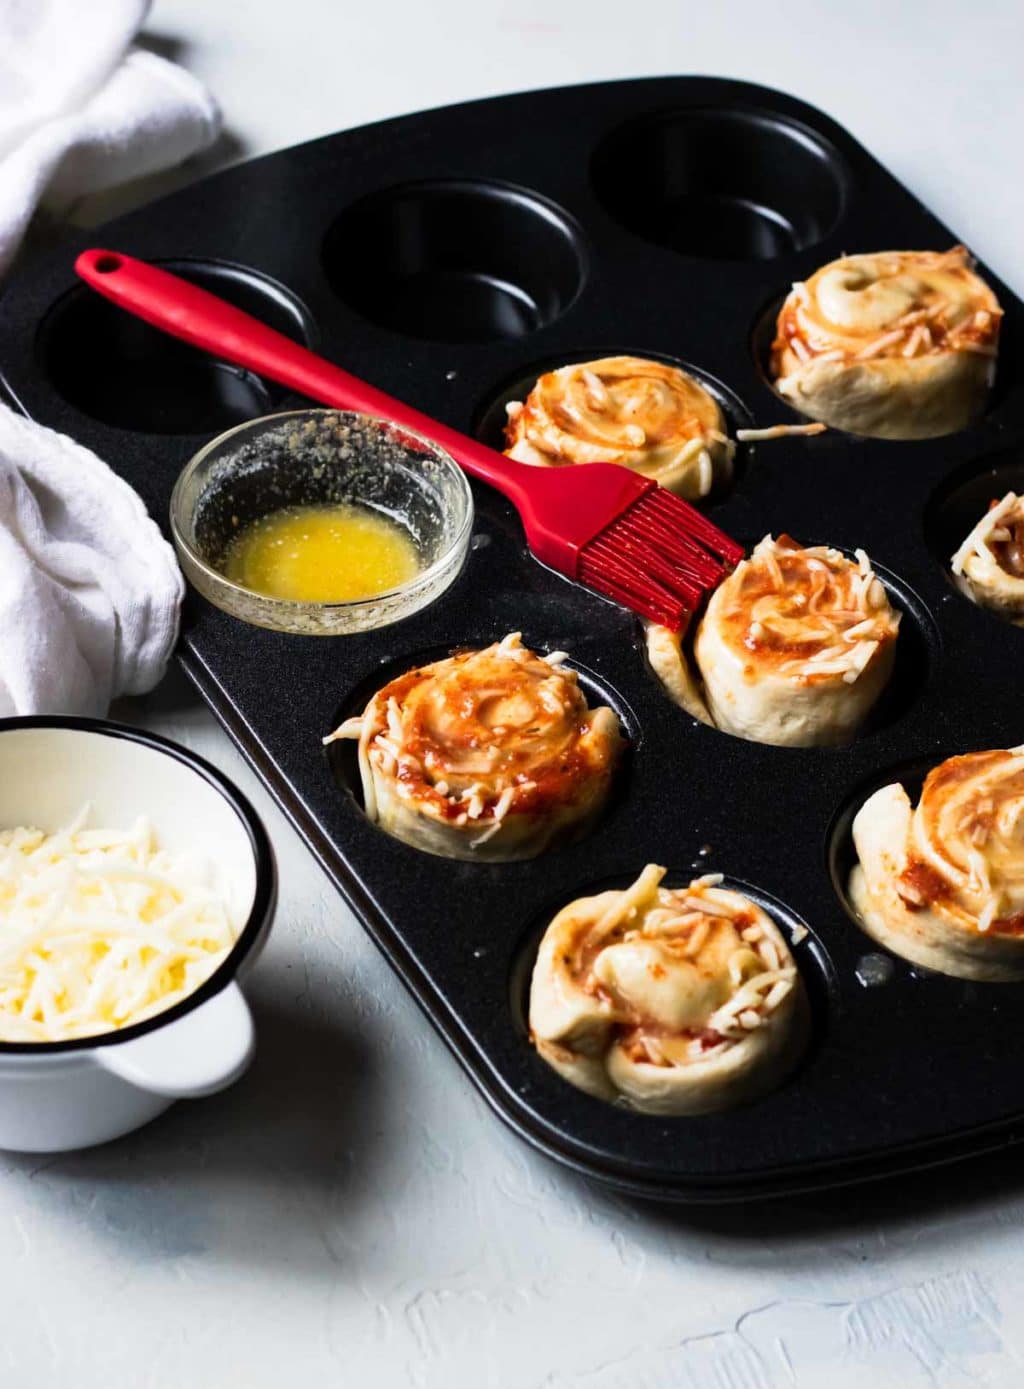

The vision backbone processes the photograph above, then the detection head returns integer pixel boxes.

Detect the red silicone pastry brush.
[75,249,744,629]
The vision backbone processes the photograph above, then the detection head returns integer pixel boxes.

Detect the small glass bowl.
[170,409,474,635]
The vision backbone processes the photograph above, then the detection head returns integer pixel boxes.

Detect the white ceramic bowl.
[0,718,276,1152]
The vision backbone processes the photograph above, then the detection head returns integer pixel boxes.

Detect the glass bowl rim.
[169,406,475,613]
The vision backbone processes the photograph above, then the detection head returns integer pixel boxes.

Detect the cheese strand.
[0,813,239,1042]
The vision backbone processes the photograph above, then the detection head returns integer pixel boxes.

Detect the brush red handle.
[74,249,642,569]
[75,249,743,628]
[73,250,518,482]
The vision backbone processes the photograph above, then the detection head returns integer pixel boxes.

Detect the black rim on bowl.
[0,716,276,1056]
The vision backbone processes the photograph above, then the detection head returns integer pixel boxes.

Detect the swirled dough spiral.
[951,492,1024,625]
[325,633,623,861]
[850,748,1024,980]
[503,356,734,499]
[529,865,807,1114]
[646,535,901,747]
[771,247,1001,439]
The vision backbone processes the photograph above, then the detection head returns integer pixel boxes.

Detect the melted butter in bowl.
[171,409,473,634]
[222,502,421,603]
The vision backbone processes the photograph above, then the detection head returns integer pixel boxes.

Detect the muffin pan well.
[641,548,940,749]
[473,348,754,491]
[3,77,1024,1199]
[591,106,847,260]
[39,260,316,433]
[924,448,1024,608]
[322,180,588,342]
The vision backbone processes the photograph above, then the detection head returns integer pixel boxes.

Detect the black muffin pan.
[3,77,1024,1200]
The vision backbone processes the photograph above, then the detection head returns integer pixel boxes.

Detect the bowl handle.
[94,984,255,1098]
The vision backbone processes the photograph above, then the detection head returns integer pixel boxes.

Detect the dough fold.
[850,747,1024,980]
[529,865,808,1114]
[326,633,623,862]
[770,247,1001,439]
[951,492,1024,625]
[646,535,900,747]
[504,356,734,499]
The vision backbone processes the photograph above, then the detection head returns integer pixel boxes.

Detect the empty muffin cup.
[171,409,474,634]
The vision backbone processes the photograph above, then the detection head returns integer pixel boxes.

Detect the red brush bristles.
[579,487,744,630]
[629,488,746,567]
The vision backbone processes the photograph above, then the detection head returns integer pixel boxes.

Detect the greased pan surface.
[3,78,1024,1200]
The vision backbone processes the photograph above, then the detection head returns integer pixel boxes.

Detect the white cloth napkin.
[0,404,185,717]
[0,0,221,715]
[0,0,221,275]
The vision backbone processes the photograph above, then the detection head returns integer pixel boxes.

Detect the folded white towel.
[0,0,219,715]
[0,0,221,275]
[0,404,184,717]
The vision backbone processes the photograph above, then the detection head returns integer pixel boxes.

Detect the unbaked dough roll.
[325,633,623,862]
[770,247,1001,439]
[850,747,1024,981]
[951,492,1024,625]
[529,865,807,1114]
[503,355,735,500]
[645,535,901,747]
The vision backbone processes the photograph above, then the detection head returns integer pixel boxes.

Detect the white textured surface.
[8,1,1024,1383]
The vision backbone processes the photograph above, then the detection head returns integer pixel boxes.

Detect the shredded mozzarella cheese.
[735,423,828,442]
[0,813,240,1042]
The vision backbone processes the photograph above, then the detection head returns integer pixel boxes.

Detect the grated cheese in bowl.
[0,808,241,1043]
